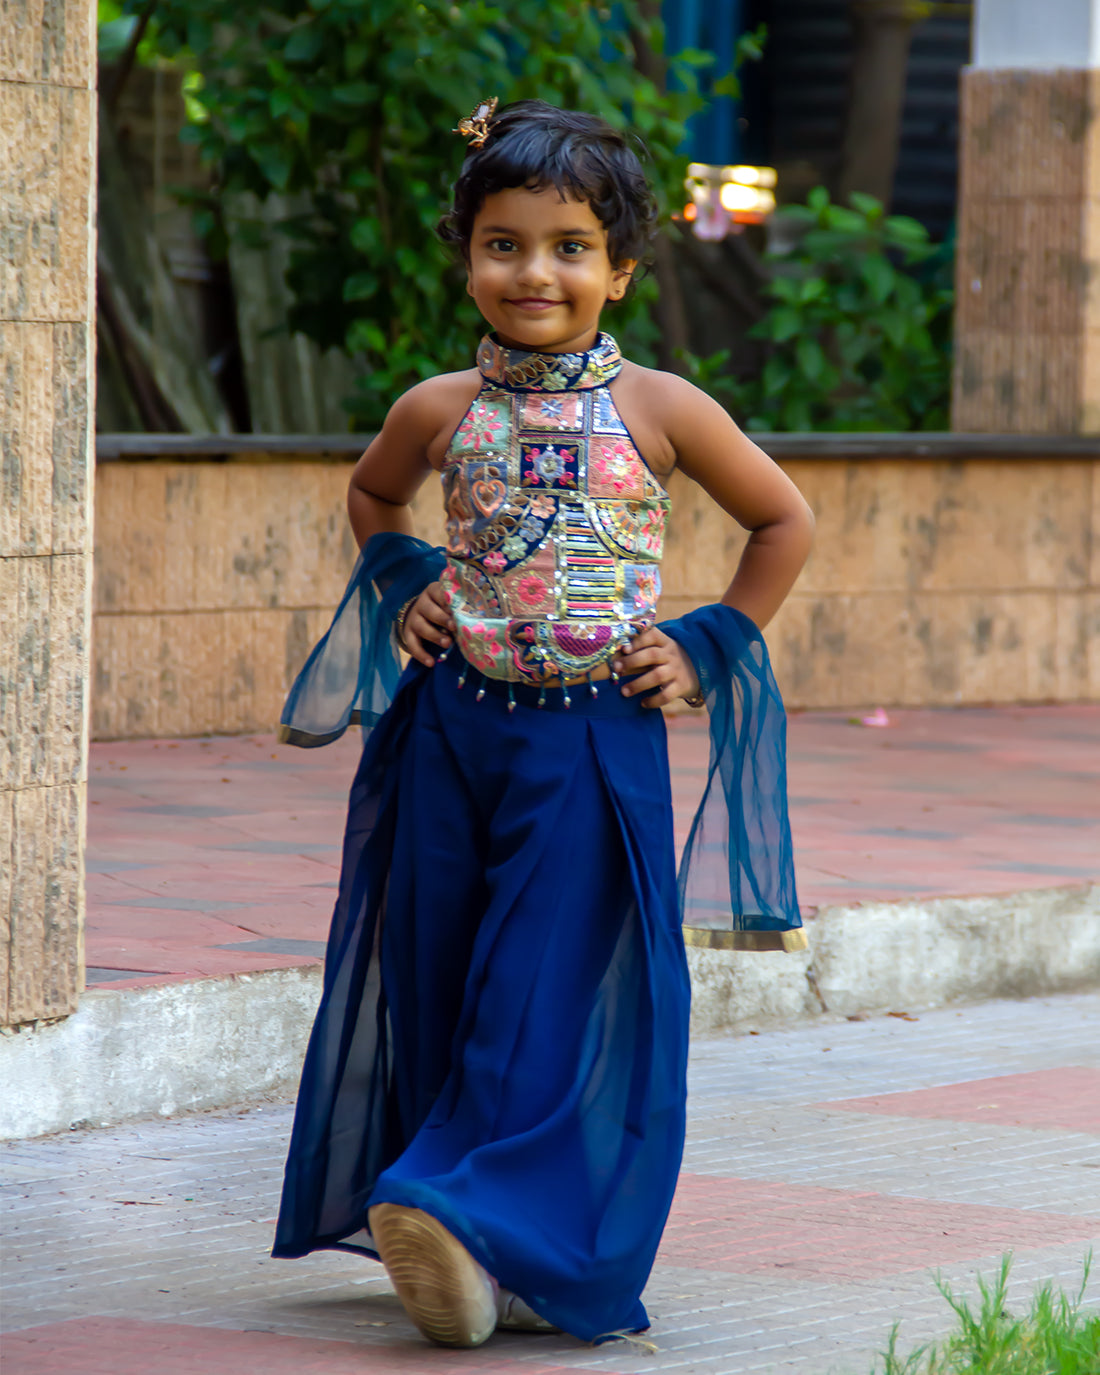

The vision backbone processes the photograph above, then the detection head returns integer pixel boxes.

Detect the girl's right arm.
[347,374,475,666]
[347,379,444,547]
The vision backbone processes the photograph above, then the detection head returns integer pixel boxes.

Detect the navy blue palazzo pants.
[274,651,691,1342]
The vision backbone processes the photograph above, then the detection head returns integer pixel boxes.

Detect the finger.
[640,684,680,709]
[425,582,456,629]
[616,645,671,672]
[620,665,672,697]
[408,612,451,649]
[623,625,667,653]
[402,627,438,668]
[417,596,452,630]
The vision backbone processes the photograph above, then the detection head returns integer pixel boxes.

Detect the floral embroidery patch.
[454,394,511,452]
[519,442,580,489]
[456,618,506,672]
[623,563,661,617]
[500,544,556,615]
[587,437,645,498]
[520,392,583,432]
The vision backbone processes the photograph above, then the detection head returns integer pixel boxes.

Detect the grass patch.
[875,1255,1100,1374]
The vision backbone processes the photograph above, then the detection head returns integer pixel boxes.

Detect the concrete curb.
[0,967,323,1141]
[3,883,1098,1140]
[688,882,1100,1033]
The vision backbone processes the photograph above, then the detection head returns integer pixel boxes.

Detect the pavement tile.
[821,1067,1100,1134]
[662,1173,1098,1279]
[3,1317,586,1374]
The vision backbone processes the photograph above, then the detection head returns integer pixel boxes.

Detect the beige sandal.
[368,1203,498,1348]
[496,1289,561,1333]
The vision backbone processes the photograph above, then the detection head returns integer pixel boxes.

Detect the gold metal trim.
[683,926,809,953]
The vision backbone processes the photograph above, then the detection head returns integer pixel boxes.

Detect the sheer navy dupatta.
[280,533,804,951]
[662,605,805,951]
[279,533,445,748]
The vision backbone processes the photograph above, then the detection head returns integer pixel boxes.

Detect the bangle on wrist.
[394,597,417,651]
[683,688,705,709]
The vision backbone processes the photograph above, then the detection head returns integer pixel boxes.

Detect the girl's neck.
[492,328,600,355]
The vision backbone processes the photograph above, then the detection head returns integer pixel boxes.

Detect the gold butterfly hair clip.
[454,97,499,150]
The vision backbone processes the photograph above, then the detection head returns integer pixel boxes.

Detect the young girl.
[272,99,814,1350]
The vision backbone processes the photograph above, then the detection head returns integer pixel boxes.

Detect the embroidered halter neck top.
[440,332,670,684]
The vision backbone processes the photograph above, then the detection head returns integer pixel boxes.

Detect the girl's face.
[466,185,635,354]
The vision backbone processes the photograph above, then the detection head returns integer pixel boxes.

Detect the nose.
[515,249,555,290]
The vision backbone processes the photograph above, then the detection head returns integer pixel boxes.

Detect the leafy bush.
[114,0,753,428]
[730,188,954,432]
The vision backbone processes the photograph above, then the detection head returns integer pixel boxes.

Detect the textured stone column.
[954,0,1100,431]
[1,1,96,1024]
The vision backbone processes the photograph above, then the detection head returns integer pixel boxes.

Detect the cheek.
[469,261,508,295]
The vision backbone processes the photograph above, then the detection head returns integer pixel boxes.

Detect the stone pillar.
[1,1,96,1024]
[954,0,1100,431]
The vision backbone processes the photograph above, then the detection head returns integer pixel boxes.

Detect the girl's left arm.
[615,373,814,706]
[667,376,815,629]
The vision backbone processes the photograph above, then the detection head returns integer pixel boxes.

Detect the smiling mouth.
[507,298,563,309]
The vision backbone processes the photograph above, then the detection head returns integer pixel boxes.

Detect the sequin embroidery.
[442,333,670,683]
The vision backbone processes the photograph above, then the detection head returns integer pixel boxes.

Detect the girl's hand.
[612,627,700,708]
[400,581,455,667]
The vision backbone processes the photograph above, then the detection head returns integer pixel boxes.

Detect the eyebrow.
[477,225,599,237]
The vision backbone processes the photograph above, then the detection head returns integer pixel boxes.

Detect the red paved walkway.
[7,994,1100,1373]
[85,704,1100,989]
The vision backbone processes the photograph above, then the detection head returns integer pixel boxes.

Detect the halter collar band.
[476,332,623,392]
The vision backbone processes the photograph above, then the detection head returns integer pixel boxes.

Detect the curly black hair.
[439,100,659,272]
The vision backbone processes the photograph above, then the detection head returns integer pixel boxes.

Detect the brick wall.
[90,448,1100,739]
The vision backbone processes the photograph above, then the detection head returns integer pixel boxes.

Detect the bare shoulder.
[620,362,727,422]
[610,361,734,479]
[389,368,481,429]
[381,368,482,468]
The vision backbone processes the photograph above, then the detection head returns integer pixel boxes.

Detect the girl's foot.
[368,1203,497,1348]
[496,1289,561,1333]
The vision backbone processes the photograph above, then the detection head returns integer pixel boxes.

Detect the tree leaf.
[861,255,896,304]
[350,218,379,254]
[252,143,294,191]
[879,310,910,349]
[711,72,742,98]
[343,271,378,302]
[284,26,324,64]
[332,81,375,106]
[884,214,929,245]
[795,335,826,383]
[765,307,801,343]
[762,353,793,399]
[847,191,883,221]
[799,276,827,304]
[346,319,387,354]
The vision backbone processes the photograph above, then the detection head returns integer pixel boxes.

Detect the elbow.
[800,496,816,548]
[789,496,816,562]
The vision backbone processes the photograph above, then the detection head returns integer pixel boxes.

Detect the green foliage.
[874,1255,1100,1375]
[99,0,139,62]
[730,187,954,432]
[112,0,748,428]
[674,346,742,411]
